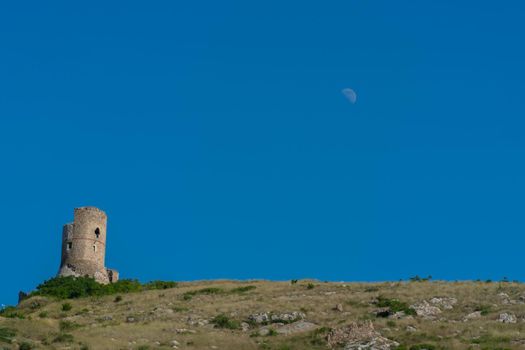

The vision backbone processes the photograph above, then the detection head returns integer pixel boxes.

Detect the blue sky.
[1,1,525,305]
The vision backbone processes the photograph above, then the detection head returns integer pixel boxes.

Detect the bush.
[410,345,436,350]
[19,342,33,350]
[59,320,80,332]
[309,327,330,346]
[143,280,178,290]
[114,295,123,303]
[475,304,492,316]
[231,286,257,293]
[409,275,432,282]
[291,280,298,285]
[30,276,178,300]
[267,328,278,336]
[306,283,315,290]
[62,303,72,311]
[0,306,24,319]
[38,311,48,318]
[211,314,241,329]
[376,296,416,316]
[386,320,396,327]
[0,327,16,343]
[53,333,74,343]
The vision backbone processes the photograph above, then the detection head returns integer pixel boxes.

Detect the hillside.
[2,279,525,350]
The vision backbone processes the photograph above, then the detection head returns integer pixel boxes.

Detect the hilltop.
[2,279,525,349]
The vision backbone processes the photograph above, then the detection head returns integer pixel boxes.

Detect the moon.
[342,88,357,104]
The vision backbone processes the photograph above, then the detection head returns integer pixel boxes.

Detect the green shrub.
[114,295,123,302]
[0,327,16,343]
[0,306,24,319]
[291,280,298,285]
[38,311,48,318]
[59,320,80,332]
[143,280,178,290]
[410,344,436,350]
[62,302,72,311]
[31,276,178,300]
[231,285,257,293]
[475,304,492,316]
[409,275,432,282]
[211,314,241,329]
[267,328,278,336]
[19,342,33,350]
[53,333,74,343]
[306,283,315,290]
[376,296,416,316]
[309,327,330,346]
[102,279,142,294]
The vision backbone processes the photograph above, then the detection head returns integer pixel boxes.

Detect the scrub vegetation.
[1,279,525,349]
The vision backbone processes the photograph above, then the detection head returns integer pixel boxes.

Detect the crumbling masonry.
[57,207,118,284]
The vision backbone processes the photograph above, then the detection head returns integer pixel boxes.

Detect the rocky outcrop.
[498,313,517,323]
[327,321,399,350]
[410,301,441,319]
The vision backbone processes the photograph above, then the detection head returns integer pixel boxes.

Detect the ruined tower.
[58,207,119,284]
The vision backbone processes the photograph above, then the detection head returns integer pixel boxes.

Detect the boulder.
[498,313,517,323]
[429,297,457,310]
[410,301,441,319]
[463,311,482,321]
[328,321,399,350]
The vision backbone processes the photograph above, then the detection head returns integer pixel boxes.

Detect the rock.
[373,307,392,318]
[270,312,306,323]
[328,321,399,350]
[171,340,180,346]
[249,311,305,324]
[174,328,197,334]
[406,325,417,332]
[429,297,457,310]
[275,321,318,335]
[390,311,406,319]
[464,311,482,321]
[334,304,344,312]
[18,291,28,304]
[248,312,270,324]
[126,316,136,323]
[499,313,517,323]
[498,293,512,305]
[241,322,250,332]
[259,327,270,336]
[187,315,209,326]
[410,301,441,319]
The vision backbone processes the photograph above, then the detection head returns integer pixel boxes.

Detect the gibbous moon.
[342,88,357,104]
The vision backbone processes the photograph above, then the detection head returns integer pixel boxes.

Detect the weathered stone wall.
[58,207,118,284]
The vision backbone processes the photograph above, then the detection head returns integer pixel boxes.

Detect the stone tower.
[58,207,118,284]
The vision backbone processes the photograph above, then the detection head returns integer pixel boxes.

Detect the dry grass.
[2,280,525,349]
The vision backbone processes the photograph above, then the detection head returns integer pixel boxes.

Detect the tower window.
[95,228,100,239]
[67,242,72,250]
[93,244,97,252]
